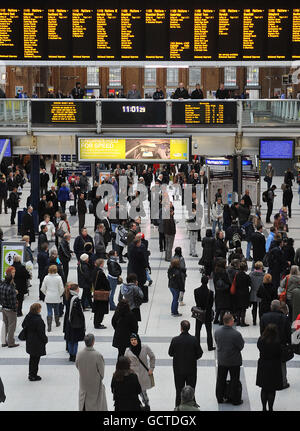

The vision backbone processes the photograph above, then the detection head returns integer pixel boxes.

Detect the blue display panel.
[0,138,12,157]
[259,139,295,160]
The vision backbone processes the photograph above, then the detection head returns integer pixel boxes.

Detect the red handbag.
[230,274,237,295]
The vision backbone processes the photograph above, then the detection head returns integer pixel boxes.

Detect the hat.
[80,253,89,262]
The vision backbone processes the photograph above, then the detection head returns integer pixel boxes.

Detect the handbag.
[279,275,289,303]
[230,273,237,295]
[191,306,206,323]
[18,328,27,341]
[93,290,110,301]
[281,344,294,362]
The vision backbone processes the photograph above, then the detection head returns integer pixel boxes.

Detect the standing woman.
[57,182,70,213]
[125,334,155,411]
[234,261,251,326]
[194,275,215,351]
[213,259,231,325]
[173,247,187,306]
[12,255,31,317]
[92,259,111,329]
[111,356,142,411]
[199,229,216,277]
[167,258,185,317]
[256,323,283,411]
[112,299,138,358]
[257,274,278,319]
[21,303,48,381]
[41,265,64,332]
[63,282,85,362]
[249,261,264,325]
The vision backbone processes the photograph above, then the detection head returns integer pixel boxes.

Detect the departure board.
[145,9,168,60]
[120,9,143,59]
[0,9,21,59]
[267,9,290,59]
[170,9,192,60]
[31,100,96,125]
[96,9,119,59]
[48,9,70,59]
[1,7,300,62]
[72,9,95,59]
[194,9,217,60]
[242,9,265,59]
[102,101,166,126]
[172,101,237,126]
[23,9,45,59]
[218,9,241,59]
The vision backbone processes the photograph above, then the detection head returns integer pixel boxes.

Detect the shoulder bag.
[230,273,237,295]
[279,275,289,303]
[93,270,110,301]
[281,344,294,362]
[191,291,213,323]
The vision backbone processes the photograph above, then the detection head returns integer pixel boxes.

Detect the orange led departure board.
[0,6,300,62]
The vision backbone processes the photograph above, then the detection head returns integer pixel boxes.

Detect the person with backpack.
[120,273,144,322]
[265,185,277,224]
[225,220,243,249]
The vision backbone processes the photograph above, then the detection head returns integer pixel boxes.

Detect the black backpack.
[262,190,268,202]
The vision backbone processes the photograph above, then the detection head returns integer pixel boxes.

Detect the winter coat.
[237,205,250,226]
[37,250,49,279]
[74,234,94,261]
[163,216,176,236]
[75,346,107,411]
[168,267,185,291]
[125,345,156,391]
[77,261,93,291]
[249,270,264,303]
[214,325,244,367]
[256,337,283,391]
[201,237,216,264]
[120,283,143,311]
[107,257,122,278]
[12,262,30,295]
[257,283,278,316]
[168,331,203,374]
[111,373,141,411]
[41,273,64,303]
[112,310,138,350]
[94,231,106,257]
[214,238,228,258]
[260,310,291,345]
[127,244,147,286]
[92,267,110,315]
[251,231,266,262]
[21,212,35,243]
[280,274,300,301]
[235,271,251,309]
[194,286,214,322]
[58,186,70,202]
[63,295,85,343]
[213,270,231,310]
[21,312,48,357]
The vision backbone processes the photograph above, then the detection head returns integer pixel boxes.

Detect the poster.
[0,242,25,280]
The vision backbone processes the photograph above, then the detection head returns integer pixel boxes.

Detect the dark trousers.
[60,257,69,282]
[82,288,93,309]
[78,213,85,233]
[94,310,105,327]
[60,201,66,213]
[0,196,7,213]
[216,365,241,403]
[159,232,166,251]
[174,371,197,407]
[195,319,213,349]
[40,185,48,195]
[29,356,40,378]
[39,279,45,301]
[11,206,17,224]
[16,292,24,316]
[251,302,258,324]
[266,202,273,223]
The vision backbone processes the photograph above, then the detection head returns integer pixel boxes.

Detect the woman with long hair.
[256,323,283,411]
[111,356,142,411]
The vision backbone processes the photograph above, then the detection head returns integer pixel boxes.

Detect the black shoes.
[148,280,153,286]
[208,347,216,351]
[29,375,42,381]
[69,355,76,362]
[94,324,107,329]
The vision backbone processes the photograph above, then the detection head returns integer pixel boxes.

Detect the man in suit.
[21,205,35,245]
[77,192,87,234]
[8,186,19,225]
[40,168,50,195]
[168,320,203,407]
[251,223,266,266]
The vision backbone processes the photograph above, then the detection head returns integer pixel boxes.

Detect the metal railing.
[1,98,300,131]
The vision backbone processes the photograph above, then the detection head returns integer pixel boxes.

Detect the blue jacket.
[58,186,70,202]
[266,232,275,252]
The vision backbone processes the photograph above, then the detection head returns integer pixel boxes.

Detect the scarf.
[129,333,142,357]
[69,289,79,321]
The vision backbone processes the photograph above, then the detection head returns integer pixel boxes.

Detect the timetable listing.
[23,9,44,59]
[194,9,216,59]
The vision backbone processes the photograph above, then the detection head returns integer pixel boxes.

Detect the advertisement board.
[0,242,25,280]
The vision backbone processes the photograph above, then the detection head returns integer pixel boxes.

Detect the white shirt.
[39,220,56,241]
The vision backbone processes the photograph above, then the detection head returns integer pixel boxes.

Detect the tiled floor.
[0,173,300,411]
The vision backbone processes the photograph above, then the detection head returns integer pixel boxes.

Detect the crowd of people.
[0,156,300,412]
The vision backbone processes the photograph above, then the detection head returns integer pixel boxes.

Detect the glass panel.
[87,67,99,86]
[144,68,156,86]
[109,67,121,86]
[167,68,178,86]
[224,66,236,86]
[0,99,28,126]
[247,67,259,86]
[189,67,201,86]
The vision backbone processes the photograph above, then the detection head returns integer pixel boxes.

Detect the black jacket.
[235,271,251,309]
[191,89,204,99]
[251,231,266,262]
[213,269,231,310]
[77,197,87,215]
[111,373,141,411]
[201,237,216,263]
[21,212,35,243]
[194,286,214,322]
[73,234,94,261]
[172,88,189,99]
[168,267,185,291]
[256,283,278,316]
[0,181,8,198]
[112,310,138,349]
[9,191,19,208]
[40,172,49,187]
[260,310,291,345]
[13,262,30,295]
[168,331,203,374]
[107,258,122,277]
[22,312,48,357]
[37,250,49,279]
[58,239,72,261]
[77,261,93,290]
[127,244,147,286]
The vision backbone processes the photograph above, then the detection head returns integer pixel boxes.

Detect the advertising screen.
[78,137,190,163]
[259,139,295,159]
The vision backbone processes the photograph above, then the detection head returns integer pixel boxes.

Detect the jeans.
[246,241,252,259]
[212,220,222,235]
[108,275,118,310]
[46,303,60,317]
[67,341,78,356]
[169,288,180,315]
[146,269,152,282]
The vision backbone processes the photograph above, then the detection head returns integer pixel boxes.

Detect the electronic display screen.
[77,136,190,163]
[0,138,12,157]
[172,101,237,126]
[259,139,295,159]
[31,100,96,125]
[101,101,166,126]
[0,7,300,61]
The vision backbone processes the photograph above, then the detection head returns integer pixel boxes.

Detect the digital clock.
[122,106,146,113]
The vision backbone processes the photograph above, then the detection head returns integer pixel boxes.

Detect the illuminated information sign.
[172,101,237,126]
[1,7,300,61]
[31,101,96,125]
[102,101,166,126]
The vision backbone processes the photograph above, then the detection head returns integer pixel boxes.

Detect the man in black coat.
[37,243,49,301]
[190,84,204,99]
[260,299,291,389]
[172,83,189,99]
[58,233,72,281]
[168,320,203,407]
[40,168,49,195]
[251,224,266,264]
[0,175,8,214]
[8,186,19,225]
[77,192,87,234]
[73,228,94,262]
[21,206,35,244]
[127,238,147,288]
[46,186,59,212]
[283,185,293,218]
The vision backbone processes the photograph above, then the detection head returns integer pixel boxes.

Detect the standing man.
[199,170,208,203]
[264,163,274,190]
[216,83,229,99]
[163,207,176,262]
[266,185,277,224]
[21,205,35,245]
[211,197,223,235]
[251,223,266,265]
[79,171,89,198]
[72,82,84,99]
[75,334,107,411]
[214,312,244,405]
[127,84,141,99]
[168,320,203,407]
[190,84,204,99]
[77,192,87,234]
[40,168,50,196]
[8,186,19,225]
[94,223,106,259]
[58,233,72,282]
[0,175,8,214]
[0,266,19,348]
